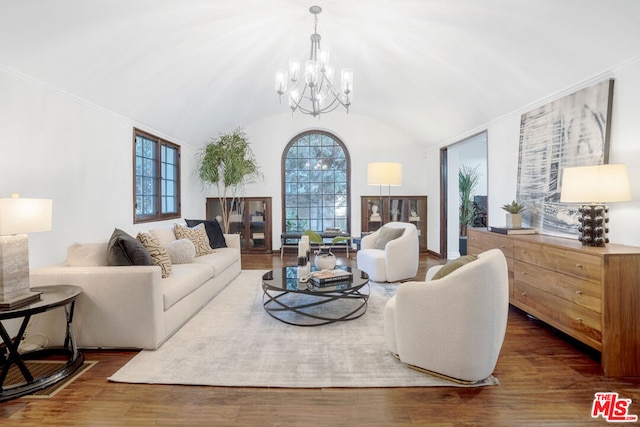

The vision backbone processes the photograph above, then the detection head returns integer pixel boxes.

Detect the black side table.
[0,285,84,402]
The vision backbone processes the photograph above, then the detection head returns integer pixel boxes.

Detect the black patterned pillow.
[136,232,172,278]
[174,223,214,257]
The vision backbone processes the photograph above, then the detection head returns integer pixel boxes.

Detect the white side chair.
[383,249,509,383]
[356,222,419,282]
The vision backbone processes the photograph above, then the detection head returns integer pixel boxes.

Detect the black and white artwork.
[516,79,614,238]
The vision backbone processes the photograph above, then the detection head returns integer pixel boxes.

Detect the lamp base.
[0,291,42,310]
[577,204,610,247]
[0,234,31,301]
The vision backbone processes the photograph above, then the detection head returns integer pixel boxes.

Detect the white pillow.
[167,239,196,264]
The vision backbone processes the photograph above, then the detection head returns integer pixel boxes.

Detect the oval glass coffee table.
[262,266,369,326]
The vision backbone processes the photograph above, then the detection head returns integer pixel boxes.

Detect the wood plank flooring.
[2,252,639,426]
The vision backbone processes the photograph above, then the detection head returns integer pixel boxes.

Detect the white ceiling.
[1,0,639,147]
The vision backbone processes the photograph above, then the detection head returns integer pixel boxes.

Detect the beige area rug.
[109,270,498,388]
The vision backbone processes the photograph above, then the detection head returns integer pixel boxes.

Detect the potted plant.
[303,230,351,270]
[197,128,263,233]
[502,200,526,229]
[459,164,480,255]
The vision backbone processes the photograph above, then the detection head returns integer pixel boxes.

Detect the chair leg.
[407,364,479,385]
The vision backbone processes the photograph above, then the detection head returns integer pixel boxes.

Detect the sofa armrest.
[28,265,166,349]
[360,231,379,250]
[224,233,241,250]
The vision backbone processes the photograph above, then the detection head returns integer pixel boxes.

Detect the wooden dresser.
[468,227,640,377]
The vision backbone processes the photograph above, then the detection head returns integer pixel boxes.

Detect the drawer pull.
[576,263,583,268]
[575,290,583,295]
[521,292,527,297]
[500,245,505,248]
[576,317,583,322]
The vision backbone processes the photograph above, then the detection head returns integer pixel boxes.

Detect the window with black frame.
[282,131,350,234]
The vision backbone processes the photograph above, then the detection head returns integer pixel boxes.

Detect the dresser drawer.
[514,261,601,312]
[514,241,601,282]
[468,229,513,258]
[514,281,602,349]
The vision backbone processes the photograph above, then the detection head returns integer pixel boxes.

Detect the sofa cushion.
[431,255,478,280]
[174,223,214,257]
[149,227,177,248]
[374,227,405,250]
[185,219,227,248]
[167,239,196,264]
[192,247,238,275]
[107,228,154,266]
[162,263,215,310]
[137,232,172,278]
[66,242,109,267]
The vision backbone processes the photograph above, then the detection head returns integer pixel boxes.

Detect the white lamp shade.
[367,162,402,186]
[0,197,53,235]
[560,164,631,203]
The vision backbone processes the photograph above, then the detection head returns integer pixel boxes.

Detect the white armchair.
[356,222,419,282]
[383,249,509,383]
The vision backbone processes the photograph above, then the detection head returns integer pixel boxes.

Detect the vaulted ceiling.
[1,0,639,147]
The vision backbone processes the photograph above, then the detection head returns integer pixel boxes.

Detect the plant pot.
[314,247,337,270]
[506,213,522,229]
[459,237,468,256]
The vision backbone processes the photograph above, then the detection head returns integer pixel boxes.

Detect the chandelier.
[275,5,353,117]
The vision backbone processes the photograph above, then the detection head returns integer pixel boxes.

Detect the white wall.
[0,68,205,268]
[427,57,640,251]
[1,66,430,268]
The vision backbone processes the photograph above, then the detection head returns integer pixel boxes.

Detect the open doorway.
[439,132,488,259]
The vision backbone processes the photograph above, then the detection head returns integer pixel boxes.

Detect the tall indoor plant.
[197,128,263,233]
[459,164,480,254]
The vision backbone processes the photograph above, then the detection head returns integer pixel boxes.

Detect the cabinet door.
[247,199,267,251]
[362,196,385,233]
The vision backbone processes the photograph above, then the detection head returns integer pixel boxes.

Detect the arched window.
[282,130,351,233]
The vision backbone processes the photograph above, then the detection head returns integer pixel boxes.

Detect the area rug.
[7,361,98,398]
[109,270,498,388]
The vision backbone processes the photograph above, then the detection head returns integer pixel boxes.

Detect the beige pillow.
[149,227,177,248]
[66,242,109,267]
[174,223,214,257]
[374,227,405,250]
[136,232,172,278]
[431,255,478,280]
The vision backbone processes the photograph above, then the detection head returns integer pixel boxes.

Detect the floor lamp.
[0,193,53,308]
[560,164,631,247]
[367,162,402,223]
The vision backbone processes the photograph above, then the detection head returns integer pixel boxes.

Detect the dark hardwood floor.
[2,252,639,426]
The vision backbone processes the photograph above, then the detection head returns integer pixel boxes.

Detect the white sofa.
[26,226,241,350]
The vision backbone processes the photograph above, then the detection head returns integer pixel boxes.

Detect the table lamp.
[0,193,53,309]
[560,164,631,247]
[367,162,402,223]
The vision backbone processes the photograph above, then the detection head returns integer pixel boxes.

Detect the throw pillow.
[185,219,227,249]
[107,228,154,266]
[136,232,172,278]
[374,227,405,250]
[174,223,214,257]
[431,255,478,280]
[167,239,196,264]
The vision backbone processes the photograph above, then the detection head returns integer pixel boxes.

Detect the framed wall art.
[516,79,614,238]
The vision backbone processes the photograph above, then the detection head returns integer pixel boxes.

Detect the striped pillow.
[136,232,172,278]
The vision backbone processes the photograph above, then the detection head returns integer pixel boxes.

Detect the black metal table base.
[263,284,370,326]
[0,286,83,402]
